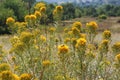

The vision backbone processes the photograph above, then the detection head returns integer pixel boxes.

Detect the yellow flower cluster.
[112,42,120,54]
[103,30,111,40]
[25,15,31,22]
[30,15,37,21]
[49,27,56,33]
[53,5,63,21]
[14,22,27,33]
[13,74,19,80]
[10,36,25,54]
[10,36,20,46]
[14,22,27,27]
[101,39,109,46]
[11,41,24,54]
[64,28,68,33]
[56,6,63,12]
[99,39,109,53]
[40,35,46,42]
[80,33,86,39]
[1,71,13,80]
[20,31,33,44]
[53,6,63,15]
[34,2,46,11]
[42,60,51,66]
[0,70,19,80]
[76,38,87,48]
[86,21,98,33]
[40,7,46,13]
[0,63,10,72]
[6,17,15,25]
[72,22,82,31]
[58,44,69,54]
[71,27,80,36]
[34,11,41,19]
[64,38,71,43]
[115,54,120,62]
[20,73,32,80]
[25,15,37,22]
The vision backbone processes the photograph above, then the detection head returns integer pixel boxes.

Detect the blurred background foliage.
[0,0,120,34]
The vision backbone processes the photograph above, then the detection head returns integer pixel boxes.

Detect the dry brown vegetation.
[63,17,120,32]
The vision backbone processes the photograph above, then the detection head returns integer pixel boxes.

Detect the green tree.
[46,3,55,23]
[0,4,15,34]
[22,0,36,14]
[3,0,28,21]
[75,8,82,18]
[62,3,76,20]
[84,6,98,17]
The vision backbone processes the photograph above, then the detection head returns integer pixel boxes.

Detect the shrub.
[98,14,107,20]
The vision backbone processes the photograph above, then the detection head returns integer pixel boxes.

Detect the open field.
[62,17,120,32]
[0,1,120,79]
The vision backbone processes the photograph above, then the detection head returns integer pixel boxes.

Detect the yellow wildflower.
[20,31,33,44]
[64,38,70,43]
[101,39,109,46]
[25,15,31,22]
[72,21,82,30]
[103,30,111,40]
[58,44,69,54]
[115,54,120,62]
[49,27,56,33]
[112,42,120,54]
[13,42,25,53]
[55,75,65,80]
[1,71,13,80]
[21,22,27,27]
[68,31,73,35]
[104,60,111,65]
[40,35,46,42]
[35,45,39,50]
[13,74,20,80]
[20,73,32,80]
[76,38,87,48]
[10,36,20,46]
[56,6,63,12]
[6,17,15,25]
[80,33,86,39]
[86,21,98,29]
[72,27,80,36]
[42,60,51,66]
[34,11,41,19]
[34,2,46,11]
[0,63,10,72]
[64,28,68,33]
[86,21,98,33]
[99,39,109,53]
[30,14,37,21]
[53,5,63,21]
[53,9,57,15]
[40,7,46,13]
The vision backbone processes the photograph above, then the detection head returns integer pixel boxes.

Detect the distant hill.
[36,0,120,6]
